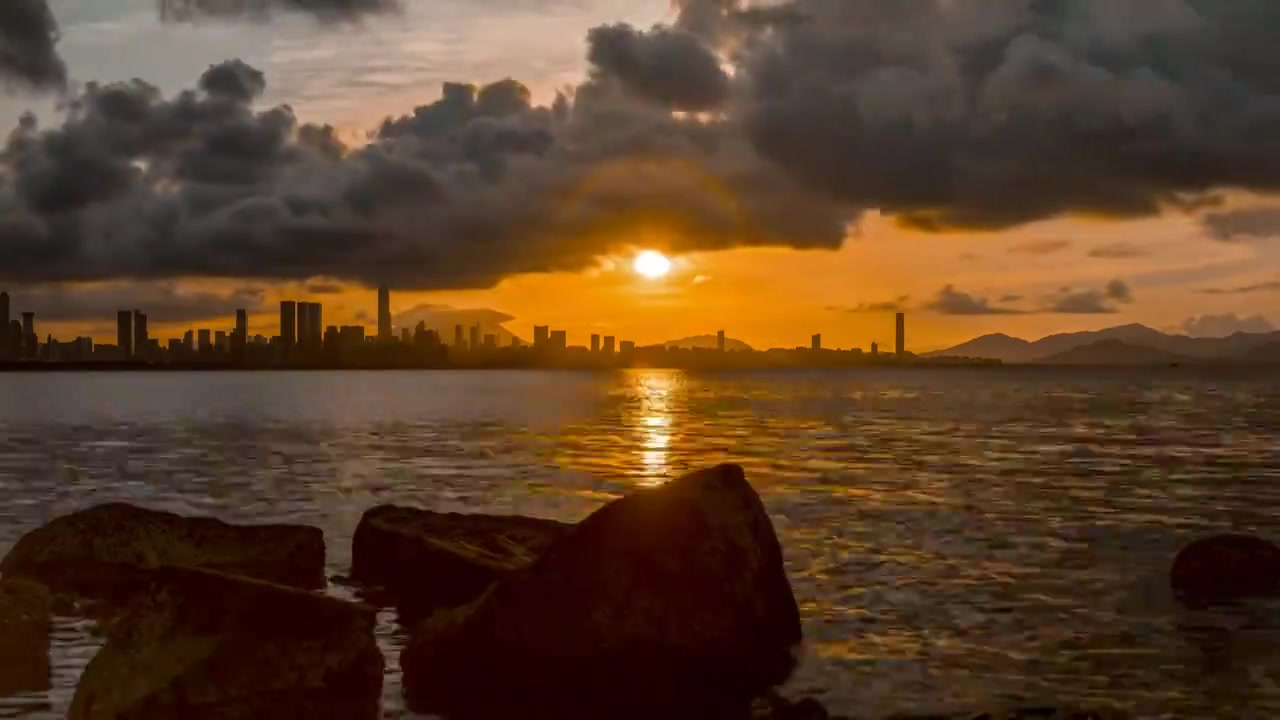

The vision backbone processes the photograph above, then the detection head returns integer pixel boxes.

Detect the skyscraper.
[454,324,465,349]
[310,303,322,346]
[895,312,906,356]
[117,310,133,360]
[811,334,821,351]
[550,330,567,350]
[533,325,549,349]
[296,303,311,347]
[0,291,9,359]
[483,334,496,349]
[234,309,248,357]
[280,301,297,346]
[590,334,600,353]
[603,336,616,354]
[133,311,148,360]
[377,285,392,341]
[469,324,481,352]
[183,330,194,352]
[21,312,34,359]
[198,329,211,353]
[717,330,725,352]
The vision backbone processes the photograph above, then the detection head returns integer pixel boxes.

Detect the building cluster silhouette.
[1,289,970,369]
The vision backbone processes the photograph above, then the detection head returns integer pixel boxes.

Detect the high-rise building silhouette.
[377,285,392,341]
[591,334,600,353]
[311,304,322,346]
[483,334,496,349]
[871,342,879,357]
[454,324,465,349]
[533,325,549,349]
[0,291,8,359]
[21,312,34,359]
[811,333,821,351]
[717,330,725,352]
[469,324,481,352]
[183,330,194,352]
[401,328,410,344]
[619,340,635,356]
[133,311,148,360]
[280,301,297,346]
[550,330,567,350]
[603,336,616,354]
[215,331,228,353]
[896,312,906,356]
[117,310,133,360]
[234,309,248,357]
[198,329,211,353]
[296,303,311,348]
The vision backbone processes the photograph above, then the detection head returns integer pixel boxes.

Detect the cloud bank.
[1179,312,1275,337]
[6,0,1280,288]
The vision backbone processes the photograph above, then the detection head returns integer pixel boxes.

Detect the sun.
[633,250,672,279]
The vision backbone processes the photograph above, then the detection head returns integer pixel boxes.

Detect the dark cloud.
[1089,242,1150,259]
[306,282,344,294]
[999,294,1023,303]
[1198,279,1280,295]
[0,58,844,289]
[925,286,1023,315]
[0,0,66,92]
[736,0,1280,231]
[1043,278,1134,313]
[586,24,730,112]
[1180,312,1275,337]
[1008,239,1071,255]
[8,0,1280,287]
[157,0,400,23]
[5,283,264,324]
[1201,207,1280,241]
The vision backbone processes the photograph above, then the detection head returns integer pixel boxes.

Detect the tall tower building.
[533,325,549,349]
[591,334,600,353]
[117,310,133,360]
[280,301,297,346]
[469,324,481,351]
[895,312,906,356]
[603,336,616,354]
[811,334,822,351]
[198,329,211,352]
[0,291,9,359]
[21,312,34,359]
[133,311,148,359]
[377,285,392,341]
[236,309,248,340]
[310,303,322,346]
[454,324,465,349]
[717,330,725,352]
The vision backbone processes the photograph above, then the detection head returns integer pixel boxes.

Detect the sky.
[1,0,1279,351]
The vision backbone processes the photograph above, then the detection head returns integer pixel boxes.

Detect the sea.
[1,368,1279,719]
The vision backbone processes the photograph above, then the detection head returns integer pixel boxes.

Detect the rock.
[0,503,326,605]
[1170,533,1280,605]
[888,708,1128,720]
[69,565,382,720]
[351,505,570,622]
[0,579,52,696]
[401,463,801,719]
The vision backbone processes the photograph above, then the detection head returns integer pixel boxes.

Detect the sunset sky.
[2,0,1278,351]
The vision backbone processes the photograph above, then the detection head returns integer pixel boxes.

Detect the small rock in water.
[1170,533,1280,606]
[0,502,326,605]
[401,463,802,719]
[69,565,382,720]
[0,578,52,697]
[350,504,570,622]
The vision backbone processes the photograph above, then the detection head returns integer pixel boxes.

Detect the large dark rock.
[0,503,326,604]
[1170,534,1280,605]
[69,565,382,720]
[401,463,801,719]
[0,578,52,696]
[350,504,571,622]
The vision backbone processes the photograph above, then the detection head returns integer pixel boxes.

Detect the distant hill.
[1032,339,1190,365]
[663,335,754,351]
[927,324,1280,364]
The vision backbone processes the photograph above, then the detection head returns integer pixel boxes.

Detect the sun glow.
[633,250,672,279]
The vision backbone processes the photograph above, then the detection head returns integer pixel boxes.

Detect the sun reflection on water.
[627,370,683,486]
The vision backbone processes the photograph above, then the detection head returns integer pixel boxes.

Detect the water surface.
[1,368,1279,719]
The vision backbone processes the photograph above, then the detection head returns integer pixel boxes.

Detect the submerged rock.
[351,505,570,622]
[69,565,382,720]
[0,503,326,604]
[1170,533,1280,605]
[0,579,52,696]
[401,463,801,719]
